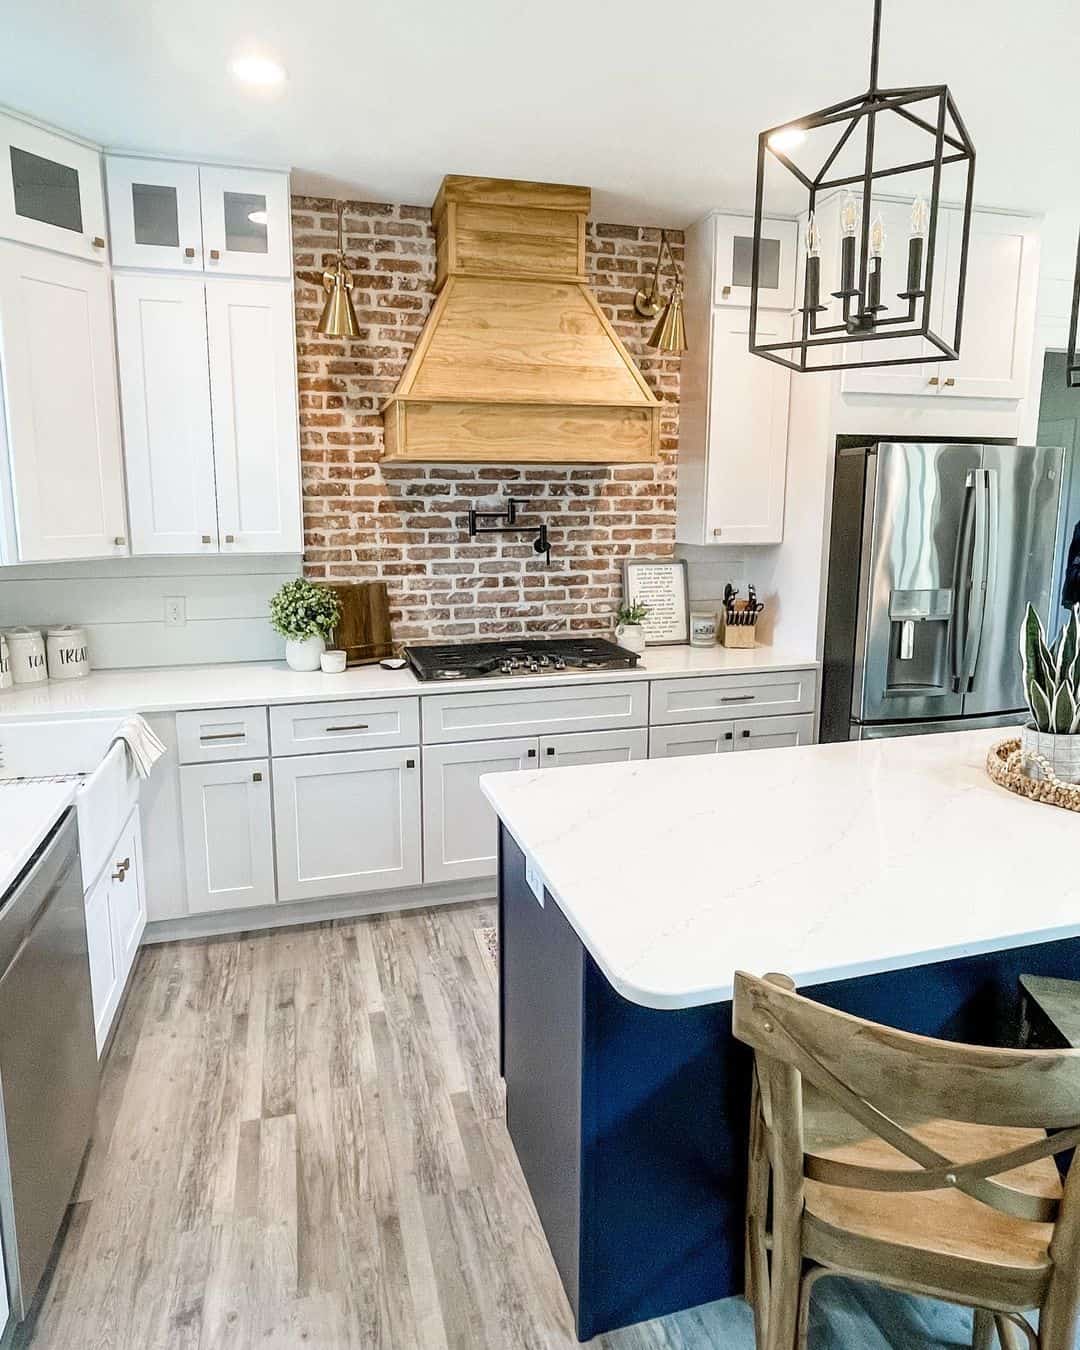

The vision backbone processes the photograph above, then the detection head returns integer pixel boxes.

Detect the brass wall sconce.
[317,201,361,339]
[634,230,686,353]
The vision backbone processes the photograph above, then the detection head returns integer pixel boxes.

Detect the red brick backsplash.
[292,197,681,641]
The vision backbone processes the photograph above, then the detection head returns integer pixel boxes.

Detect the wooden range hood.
[382,175,660,464]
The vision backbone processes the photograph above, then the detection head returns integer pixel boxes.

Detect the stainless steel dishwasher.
[0,808,99,1322]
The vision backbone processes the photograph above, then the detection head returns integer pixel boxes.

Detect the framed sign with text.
[621,559,690,646]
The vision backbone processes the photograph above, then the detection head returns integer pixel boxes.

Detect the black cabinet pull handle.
[527,748,536,758]
[741,729,752,738]
[724,731,733,740]
[406,758,415,768]
[545,747,555,756]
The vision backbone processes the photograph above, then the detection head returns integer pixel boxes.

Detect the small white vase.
[1020,723,1080,785]
[615,623,647,654]
[285,635,326,672]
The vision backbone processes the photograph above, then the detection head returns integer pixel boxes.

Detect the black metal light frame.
[1067,228,1080,388]
[750,0,976,374]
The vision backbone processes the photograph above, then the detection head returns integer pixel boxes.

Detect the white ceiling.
[2,0,1078,227]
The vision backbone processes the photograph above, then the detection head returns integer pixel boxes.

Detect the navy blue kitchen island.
[485,731,1080,1340]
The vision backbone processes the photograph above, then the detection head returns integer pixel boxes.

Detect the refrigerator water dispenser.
[886,588,953,695]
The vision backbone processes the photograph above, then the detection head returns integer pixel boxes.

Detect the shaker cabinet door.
[273,748,423,902]
[539,727,648,767]
[0,112,107,261]
[180,759,276,914]
[198,166,292,278]
[105,155,203,270]
[0,241,127,560]
[649,721,735,759]
[734,713,816,751]
[205,279,303,554]
[114,273,219,554]
[84,867,120,1055]
[422,738,537,884]
[705,311,790,545]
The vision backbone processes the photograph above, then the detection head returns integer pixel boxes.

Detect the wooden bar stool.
[733,971,1080,1350]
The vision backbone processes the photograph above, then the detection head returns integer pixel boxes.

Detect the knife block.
[721,606,757,649]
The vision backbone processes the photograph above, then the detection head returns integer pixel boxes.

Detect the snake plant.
[1021,603,1080,734]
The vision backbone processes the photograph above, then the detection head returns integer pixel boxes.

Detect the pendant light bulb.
[806,212,821,259]
[910,195,929,239]
[840,191,860,237]
[870,214,885,259]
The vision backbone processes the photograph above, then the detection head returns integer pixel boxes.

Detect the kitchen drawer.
[176,706,269,764]
[649,720,735,759]
[270,697,420,757]
[734,712,815,751]
[648,668,817,726]
[422,681,648,744]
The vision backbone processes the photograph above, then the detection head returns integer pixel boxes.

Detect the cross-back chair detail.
[733,970,1080,1350]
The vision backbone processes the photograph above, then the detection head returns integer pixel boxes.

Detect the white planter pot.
[615,623,647,654]
[1020,723,1080,785]
[285,635,326,672]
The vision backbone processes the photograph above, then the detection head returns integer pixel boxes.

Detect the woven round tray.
[986,738,1080,814]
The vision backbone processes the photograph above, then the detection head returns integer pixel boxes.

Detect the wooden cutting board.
[330,582,395,666]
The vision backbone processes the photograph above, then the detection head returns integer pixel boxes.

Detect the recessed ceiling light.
[248,209,268,225]
[230,53,286,88]
[768,126,806,153]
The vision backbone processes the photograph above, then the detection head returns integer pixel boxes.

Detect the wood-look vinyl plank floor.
[16,899,978,1349]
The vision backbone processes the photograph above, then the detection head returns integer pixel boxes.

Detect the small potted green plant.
[615,601,649,654]
[270,578,341,671]
[1020,602,1080,783]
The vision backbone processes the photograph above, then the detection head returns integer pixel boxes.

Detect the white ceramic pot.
[615,623,647,654]
[320,649,347,674]
[5,627,48,684]
[1021,723,1080,785]
[46,625,90,680]
[285,635,326,672]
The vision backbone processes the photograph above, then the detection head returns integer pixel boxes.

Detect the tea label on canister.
[6,628,48,684]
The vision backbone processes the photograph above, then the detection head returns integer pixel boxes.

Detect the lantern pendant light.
[749,0,975,374]
[1067,227,1080,388]
[317,202,361,339]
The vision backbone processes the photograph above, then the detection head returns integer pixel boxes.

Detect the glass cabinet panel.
[199,166,291,277]
[223,192,268,255]
[131,183,179,248]
[10,146,83,233]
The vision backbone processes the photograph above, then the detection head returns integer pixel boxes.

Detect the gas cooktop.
[403,638,641,682]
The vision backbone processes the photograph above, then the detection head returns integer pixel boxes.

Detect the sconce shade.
[318,258,361,338]
[649,284,686,353]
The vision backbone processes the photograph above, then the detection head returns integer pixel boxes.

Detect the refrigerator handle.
[949,477,977,692]
[961,469,994,692]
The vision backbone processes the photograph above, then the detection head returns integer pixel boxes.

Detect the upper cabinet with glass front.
[105,157,291,277]
[0,112,108,262]
[712,212,798,309]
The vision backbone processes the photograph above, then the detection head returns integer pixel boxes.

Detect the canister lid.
[47,625,86,638]
[4,627,42,641]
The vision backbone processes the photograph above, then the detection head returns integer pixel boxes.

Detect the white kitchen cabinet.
[650,721,735,758]
[712,213,798,309]
[105,156,203,271]
[0,241,127,561]
[180,758,276,913]
[539,727,648,766]
[0,112,107,262]
[841,203,1039,401]
[198,166,292,279]
[273,747,422,902]
[733,713,815,751]
[206,279,303,554]
[114,273,218,554]
[84,866,119,1053]
[109,808,147,974]
[423,738,537,885]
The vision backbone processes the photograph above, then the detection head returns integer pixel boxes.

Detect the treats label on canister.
[5,627,48,685]
[46,626,90,680]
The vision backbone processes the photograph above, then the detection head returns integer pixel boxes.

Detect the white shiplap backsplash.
[0,555,300,669]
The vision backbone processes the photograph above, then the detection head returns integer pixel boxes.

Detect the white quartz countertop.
[0,644,817,722]
[0,782,77,897]
[481,728,1075,1010]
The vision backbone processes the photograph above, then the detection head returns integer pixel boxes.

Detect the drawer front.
[422,681,648,744]
[648,669,817,726]
[176,706,269,763]
[649,720,735,759]
[734,712,816,751]
[270,698,420,757]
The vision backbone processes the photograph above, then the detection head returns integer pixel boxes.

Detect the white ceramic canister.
[6,627,48,685]
[0,633,11,691]
[46,625,90,680]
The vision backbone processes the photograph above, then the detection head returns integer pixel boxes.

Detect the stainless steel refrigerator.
[821,441,1066,742]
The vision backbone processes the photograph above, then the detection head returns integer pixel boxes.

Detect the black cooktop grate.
[404,637,641,681]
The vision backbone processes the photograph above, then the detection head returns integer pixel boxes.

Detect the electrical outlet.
[164,596,187,627]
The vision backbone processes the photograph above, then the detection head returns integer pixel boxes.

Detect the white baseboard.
[142,877,495,944]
